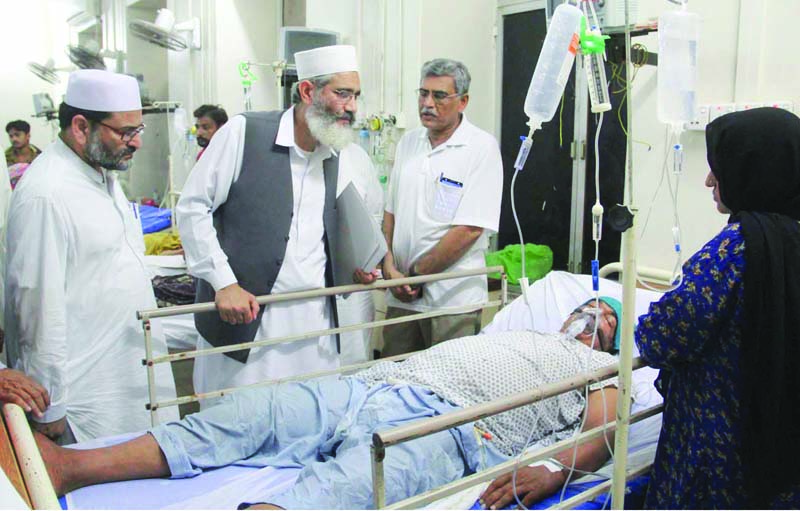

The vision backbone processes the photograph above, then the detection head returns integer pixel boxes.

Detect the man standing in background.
[381,59,503,357]
[178,45,378,400]
[4,69,177,443]
[5,120,41,167]
[192,104,228,160]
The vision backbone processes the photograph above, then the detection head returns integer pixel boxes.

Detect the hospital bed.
[0,267,667,509]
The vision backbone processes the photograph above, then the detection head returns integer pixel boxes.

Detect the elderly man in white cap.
[3,69,178,443]
[178,44,381,399]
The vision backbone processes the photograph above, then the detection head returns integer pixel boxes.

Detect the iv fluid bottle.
[524,3,582,131]
[657,8,700,126]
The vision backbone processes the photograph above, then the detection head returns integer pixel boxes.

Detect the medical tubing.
[511,333,564,510]
[637,129,685,292]
[560,298,614,504]
[510,168,526,281]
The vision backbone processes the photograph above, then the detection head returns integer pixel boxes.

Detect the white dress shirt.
[385,115,504,312]
[177,108,340,398]
[3,138,177,442]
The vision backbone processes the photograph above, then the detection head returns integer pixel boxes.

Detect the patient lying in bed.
[39,299,623,510]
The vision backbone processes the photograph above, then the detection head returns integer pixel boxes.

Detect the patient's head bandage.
[295,45,359,81]
[65,69,142,112]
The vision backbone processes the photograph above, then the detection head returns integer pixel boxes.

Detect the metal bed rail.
[139,266,507,424]
[371,357,654,509]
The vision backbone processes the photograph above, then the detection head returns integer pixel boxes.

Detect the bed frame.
[0,263,670,509]
[0,404,59,509]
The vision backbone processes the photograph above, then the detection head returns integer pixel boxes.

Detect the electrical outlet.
[736,102,764,112]
[767,101,794,113]
[685,104,710,131]
[709,103,736,122]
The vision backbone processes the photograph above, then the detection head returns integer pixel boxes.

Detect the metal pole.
[142,319,159,427]
[611,0,638,507]
[384,405,661,510]
[149,300,501,365]
[501,272,508,309]
[377,360,643,448]
[138,266,505,320]
[372,441,387,509]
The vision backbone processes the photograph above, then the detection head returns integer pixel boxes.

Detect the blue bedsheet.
[469,474,650,510]
[138,204,172,234]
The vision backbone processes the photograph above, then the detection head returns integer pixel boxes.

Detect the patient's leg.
[36,432,169,496]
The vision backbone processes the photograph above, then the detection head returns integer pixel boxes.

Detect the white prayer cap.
[295,45,359,81]
[65,69,142,112]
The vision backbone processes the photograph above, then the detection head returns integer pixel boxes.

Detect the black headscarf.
[705,107,800,506]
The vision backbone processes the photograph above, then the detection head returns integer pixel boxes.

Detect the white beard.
[305,101,354,151]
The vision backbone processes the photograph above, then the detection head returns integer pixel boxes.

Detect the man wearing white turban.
[178,45,382,399]
[3,69,178,443]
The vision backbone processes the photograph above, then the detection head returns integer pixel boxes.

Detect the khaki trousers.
[380,306,481,358]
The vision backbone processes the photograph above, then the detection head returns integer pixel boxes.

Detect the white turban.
[65,69,142,112]
[295,45,359,81]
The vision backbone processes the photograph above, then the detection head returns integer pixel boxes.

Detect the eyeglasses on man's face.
[97,121,146,143]
[330,89,362,103]
[416,88,463,104]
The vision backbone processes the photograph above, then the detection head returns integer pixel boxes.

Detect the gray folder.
[333,182,387,286]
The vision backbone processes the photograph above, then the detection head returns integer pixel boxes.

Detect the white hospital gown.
[358,331,618,456]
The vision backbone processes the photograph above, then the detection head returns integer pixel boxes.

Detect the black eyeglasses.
[416,88,463,104]
[97,121,146,143]
[331,89,362,103]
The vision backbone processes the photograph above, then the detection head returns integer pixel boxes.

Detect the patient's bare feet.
[34,432,70,496]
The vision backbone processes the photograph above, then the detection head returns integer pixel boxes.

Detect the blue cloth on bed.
[468,474,650,510]
[138,204,171,233]
[150,376,507,509]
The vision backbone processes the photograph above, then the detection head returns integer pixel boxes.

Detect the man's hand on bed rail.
[353,268,379,285]
[479,465,567,510]
[0,368,50,418]
[382,263,421,302]
[215,283,260,325]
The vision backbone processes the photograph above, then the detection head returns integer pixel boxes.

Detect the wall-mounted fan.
[67,44,106,70]
[129,8,201,52]
[27,59,72,84]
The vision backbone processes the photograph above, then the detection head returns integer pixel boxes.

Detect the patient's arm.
[479,387,618,510]
[36,432,170,496]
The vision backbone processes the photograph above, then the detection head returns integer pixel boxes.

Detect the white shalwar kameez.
[3,139,178,443]
[179,108,343,399]
[335,144,383,365]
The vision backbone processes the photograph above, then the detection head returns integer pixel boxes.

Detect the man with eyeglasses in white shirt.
[380,59,504,357]
[178,45,382,400]
[4,69,178,444]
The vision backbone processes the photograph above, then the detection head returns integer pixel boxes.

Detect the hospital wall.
[629,0,800,270]
[305,0,497,135]
[0,0,73,151]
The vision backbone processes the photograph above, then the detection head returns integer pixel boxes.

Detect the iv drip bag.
[657,7,700,126]
[524,3,582,131]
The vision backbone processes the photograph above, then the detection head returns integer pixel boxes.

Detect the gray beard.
[305,100,354,151]
[85,128,134,170]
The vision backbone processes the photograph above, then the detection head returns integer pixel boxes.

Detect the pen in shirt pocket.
[439,173,464,187]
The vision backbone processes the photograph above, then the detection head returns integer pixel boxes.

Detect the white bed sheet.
[64,271,666,510]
